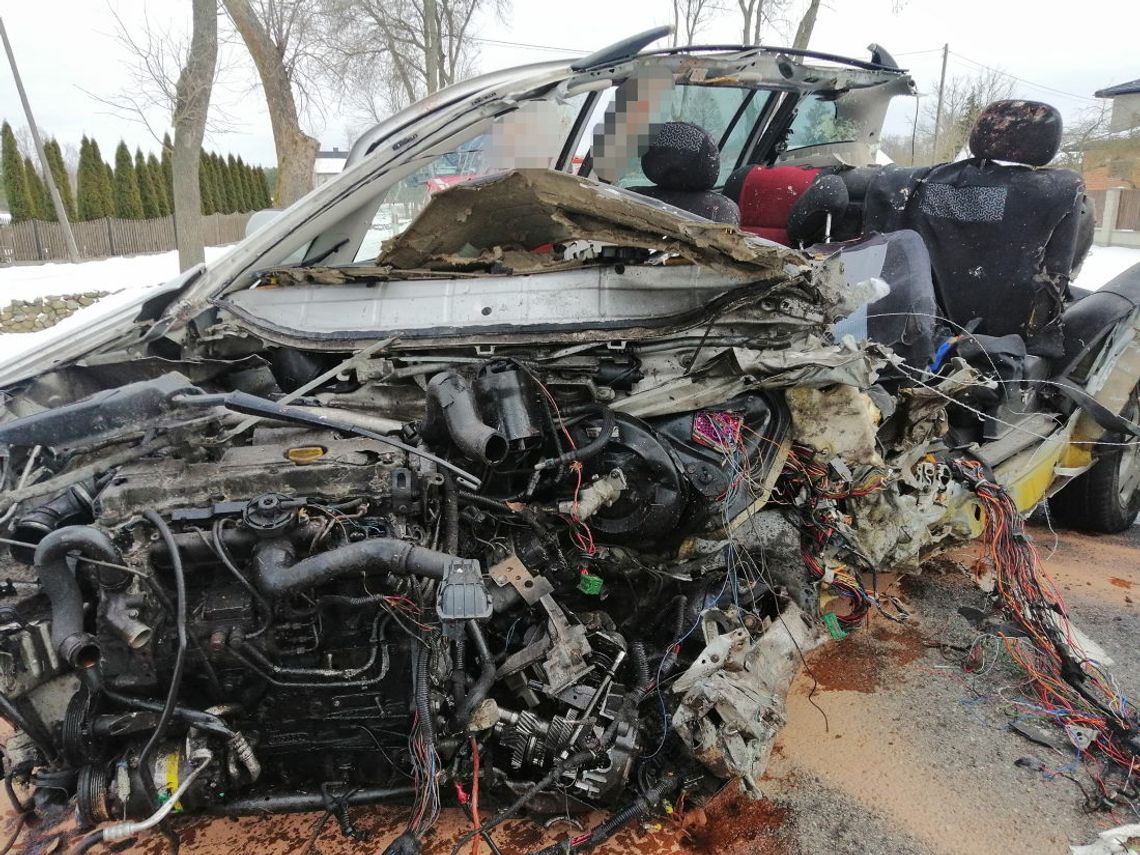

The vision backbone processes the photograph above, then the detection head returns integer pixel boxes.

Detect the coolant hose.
[535,404,615,471]
[33,526,121,669]
[455,621,495,729]
[251,538,522,611]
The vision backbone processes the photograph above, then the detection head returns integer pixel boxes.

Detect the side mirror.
[245,209,283,239]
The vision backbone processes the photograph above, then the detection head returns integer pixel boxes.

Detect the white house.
[313,148,347,187]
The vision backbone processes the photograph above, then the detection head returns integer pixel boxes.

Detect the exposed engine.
[0,354,820,850]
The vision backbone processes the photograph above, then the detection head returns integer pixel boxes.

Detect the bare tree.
[222,0,320,208]
[925,68,1015,162]
[173,0,218,271]
[671,0,718,46]
[1055,105,1113,170]
[791,0,821,49]
[93,4,237,145]
[324,0,507,119]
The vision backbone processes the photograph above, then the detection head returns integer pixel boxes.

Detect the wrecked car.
[0,26,1137,854]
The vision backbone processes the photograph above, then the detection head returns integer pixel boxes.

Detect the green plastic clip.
[822,611,848,640]
[577,573,604,595]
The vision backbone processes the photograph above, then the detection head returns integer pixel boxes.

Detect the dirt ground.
[4,521,1138,855]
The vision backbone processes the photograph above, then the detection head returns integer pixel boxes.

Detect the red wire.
[469,737,481,855]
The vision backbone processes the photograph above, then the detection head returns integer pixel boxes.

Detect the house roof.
[1096,78,1140,98]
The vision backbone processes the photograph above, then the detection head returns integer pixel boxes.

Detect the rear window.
[785,94,857,151]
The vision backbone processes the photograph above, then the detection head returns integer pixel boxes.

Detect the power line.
[948,50,1100,104]
[892,47,946,57]
[467,36,588,54]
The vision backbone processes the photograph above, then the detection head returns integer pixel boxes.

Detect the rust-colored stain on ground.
[677,784,794,855]
[1109,576,1133,589]
[799,611,925,694]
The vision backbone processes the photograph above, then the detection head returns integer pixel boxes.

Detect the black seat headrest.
[969,100,1063,167]
[641,122,720,192]
[787,175,849,246]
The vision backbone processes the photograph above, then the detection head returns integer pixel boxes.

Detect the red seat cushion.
[735,166,821,245]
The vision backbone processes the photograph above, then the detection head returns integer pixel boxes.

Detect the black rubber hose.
[33,526,121,669]
[251,537,523,612]
[206,786,415,815]
[251,537,454,597]
[450,635,467,710]
[527,774,677,855]
[101,689,232,738]
[425,372,509,466]
[414,643,437,750]
[454,621,495,729]
[457,491,551,541]
[535,404,615,471]
[628,641,650,692]
[11,475,100,564]
[442,473,460,554]
[137,511,188,811]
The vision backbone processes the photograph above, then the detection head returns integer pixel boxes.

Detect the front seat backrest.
[863,100,1091,357]
[630,122,740,225]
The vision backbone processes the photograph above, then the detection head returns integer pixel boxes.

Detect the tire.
[1051,386,1140,533]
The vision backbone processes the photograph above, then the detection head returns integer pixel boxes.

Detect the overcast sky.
[0,0,1133,166]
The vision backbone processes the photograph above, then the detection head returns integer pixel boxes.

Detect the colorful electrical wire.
[955,457,1140,793]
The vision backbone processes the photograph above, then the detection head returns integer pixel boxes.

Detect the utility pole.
[932,43,949,162]
[0,16,79,262]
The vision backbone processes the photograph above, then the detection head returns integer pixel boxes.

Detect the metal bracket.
[488,553,553,605]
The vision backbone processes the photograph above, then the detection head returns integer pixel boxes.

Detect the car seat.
[630,122,740,225]
[862,100,1093,357]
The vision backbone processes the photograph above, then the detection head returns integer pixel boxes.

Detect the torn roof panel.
[374,168,808,280]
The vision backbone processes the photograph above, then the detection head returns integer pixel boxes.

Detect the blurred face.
[592,67,673,183]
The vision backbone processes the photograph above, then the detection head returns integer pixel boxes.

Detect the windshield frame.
[160,46,912,330]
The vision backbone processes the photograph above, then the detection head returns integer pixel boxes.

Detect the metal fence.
[0,212,253,264]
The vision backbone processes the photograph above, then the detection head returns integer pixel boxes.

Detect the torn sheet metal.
[615,336,886,419]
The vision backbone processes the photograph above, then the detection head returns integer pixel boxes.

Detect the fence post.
[104,217,115,257]
[1099,188,1122,248]
[31,219,45,261]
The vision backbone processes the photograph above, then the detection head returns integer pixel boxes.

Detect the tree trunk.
[172,0,217,272]
[424,0,440,94]
[792,0,821,50]
[223,0,319,208]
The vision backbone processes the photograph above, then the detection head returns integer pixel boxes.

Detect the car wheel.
[1050,385,1140,534]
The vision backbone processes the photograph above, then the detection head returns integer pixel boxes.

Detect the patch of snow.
[1072,245,1140,292]
[0,246,233,363]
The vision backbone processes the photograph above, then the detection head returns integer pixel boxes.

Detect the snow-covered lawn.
[1072,245,1140,292]
[0,246,233,362]
[0,246,233,305]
